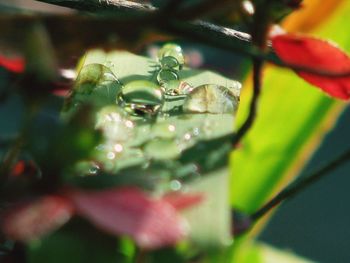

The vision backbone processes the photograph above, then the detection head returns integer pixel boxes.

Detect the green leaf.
[183,168,232,248]
[231,1,350,213]
[28,221,124,263]
[232,242,314,263]
[65,47,241,248]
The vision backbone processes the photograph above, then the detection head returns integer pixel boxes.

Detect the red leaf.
[163,192,203,210]
[272,34,350,100]
[10,161,26,177]
[0,55,25,73]
[1,196,74,242]
[10,160,38,178]
[67,187,192,249]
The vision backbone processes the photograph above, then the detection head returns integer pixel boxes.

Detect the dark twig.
[230,0,270,147]
[36,0,155,13]
[251,148,350,221]
[29,1,350,78]
[231,58,263,146]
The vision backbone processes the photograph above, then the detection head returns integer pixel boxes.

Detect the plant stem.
[37,0,155,12]
[231,58,263,146]
[230,0,270,147]
[251,148,350,221]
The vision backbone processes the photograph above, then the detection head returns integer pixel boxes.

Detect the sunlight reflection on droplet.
[114,144,123,153]
[125,120,134,128]
[107,152,116,160]
[60,69,76,80]
[242,0,255,15]
[193,127,200,136]
[184,133,191,140]
[89,163,100,175]
[170,180,182,191]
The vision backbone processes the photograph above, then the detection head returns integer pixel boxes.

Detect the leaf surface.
[67,187,200,249]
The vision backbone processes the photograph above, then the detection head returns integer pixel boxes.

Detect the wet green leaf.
[64,47,241,248]
[232,242,314,263]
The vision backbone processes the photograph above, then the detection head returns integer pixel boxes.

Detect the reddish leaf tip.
[1,195,74,242]
[0,55,25,73]
[272,34,350,100]
[67,187,194,249]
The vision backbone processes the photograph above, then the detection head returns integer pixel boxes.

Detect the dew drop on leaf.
[163,80,193,95]
[170,180,182,191]
[117,80,164,116]
[158,43,185,68]
[95,106,135,142]
[160,56,181,71]
[75,63,119,94]
[89,163,100,175]
[183,84,240,114]
[157,69,179,84]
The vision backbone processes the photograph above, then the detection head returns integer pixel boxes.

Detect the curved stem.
[231,58,263,146]
[251,148,350,221]
[33,0,350,78]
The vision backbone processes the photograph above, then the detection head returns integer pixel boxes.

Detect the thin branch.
[36,0,155,13]
[251,148,350,221]
[231,59,263,146]
[32,1,350,79]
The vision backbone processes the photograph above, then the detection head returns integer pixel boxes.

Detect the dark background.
[260,106,350,263]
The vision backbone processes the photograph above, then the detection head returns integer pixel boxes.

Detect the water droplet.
[193,127,200,136]
[75,63,119,94]
[163,80,193,95]
[96,106,134,142]
[75,161,101,176]
[117,80,164,116]
[183,84,240,114]
[160,56,181,71]
[170,180,182,191]
[242,0,255,15]
[114,143,123,153]
[144,139,181,160]
[107,151,116,160]
[89,163,100,175]
[157,69,179,85]
[158,43,185,68]
[151,122,177,139]
[184,133,192,140]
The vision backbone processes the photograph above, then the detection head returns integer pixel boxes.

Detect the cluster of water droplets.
[71,44,241,191]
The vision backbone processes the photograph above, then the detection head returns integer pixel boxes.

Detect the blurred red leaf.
[10,161,26,177]
[163,192,203,210]
[1,196,74,242]
[272,34,350,99]
[0,55,25,73]
[67,187,200,249]
[10,160,38,178]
